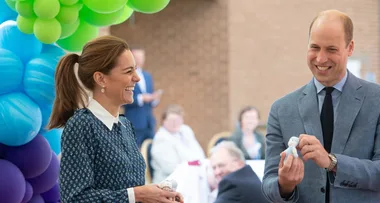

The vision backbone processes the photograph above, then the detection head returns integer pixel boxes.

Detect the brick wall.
[112,0,229,151]
[111,0,380,151]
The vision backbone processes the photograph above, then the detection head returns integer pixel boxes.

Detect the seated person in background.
[229,106,266,160]
[151,104,205,183]
[210,141,269,203]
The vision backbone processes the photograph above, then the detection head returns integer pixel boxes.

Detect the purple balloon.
[21,181,33,203]
[5,134,52,178]
[27,195,44,203]
[27,151,59,194]
[0,159,26,203]
[41,183,60,202]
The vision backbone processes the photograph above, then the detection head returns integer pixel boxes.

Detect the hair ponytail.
[48,53,87,129]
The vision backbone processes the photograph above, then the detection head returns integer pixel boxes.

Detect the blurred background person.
[210,141,269,203]
[151,104,205,183]
[123,46,163,148]
[229,106,266,160]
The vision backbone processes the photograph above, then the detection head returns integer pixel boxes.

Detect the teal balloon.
[113,5,134,25]
[60,20,79,39]
[0,0,17,23]
[80,5,124,26]
[41,129,62,154]
[23,55,58,105]
[16,0,35,18]
[41,44,65,60]
[0,92,42,146]
[127,0,170,14]
[0,20,42,64]
[0,49,24,95]
[56,20,99,52]
[5,0,16,11]
[34,18,61,44]
[33,0,60,19]
[16,15,35,34]
[56,4,79,24]
[83,0,127,14]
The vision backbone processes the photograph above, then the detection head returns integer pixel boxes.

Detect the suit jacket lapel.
[332,71,364,154]
[298,80,324,143]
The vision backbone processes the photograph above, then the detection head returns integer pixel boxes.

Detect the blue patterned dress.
[59,109,146,203]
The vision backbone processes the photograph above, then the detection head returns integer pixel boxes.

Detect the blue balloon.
[0,0,17,24]
[23,56,56,106]
[0,20,42,64]
[41,44,66,60]
[41,129,62,155]
[0,92,42,146]
[39,105,53,133]
[0,48,24,96]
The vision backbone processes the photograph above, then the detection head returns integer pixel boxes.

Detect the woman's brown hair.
[48,35,130,129]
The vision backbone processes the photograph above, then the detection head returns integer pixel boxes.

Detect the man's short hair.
[308,10,353,47]
[210,141,245,161]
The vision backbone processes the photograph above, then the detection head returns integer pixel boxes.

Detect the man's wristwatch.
[326,153,337,171]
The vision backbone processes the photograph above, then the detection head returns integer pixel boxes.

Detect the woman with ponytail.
[49,35,183,203]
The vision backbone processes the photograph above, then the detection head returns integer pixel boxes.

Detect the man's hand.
[278,152,304,198]
[298,134,330,168]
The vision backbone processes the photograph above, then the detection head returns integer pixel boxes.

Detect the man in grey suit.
[262,9,380,203]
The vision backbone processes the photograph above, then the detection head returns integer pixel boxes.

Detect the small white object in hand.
[283,136,299,163]
[159,179,177,191]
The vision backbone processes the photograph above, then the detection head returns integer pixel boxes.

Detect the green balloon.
[113,5,133,25]
[34,18,62,44]
[127,0,170,14]
[5,0,16,11]
[80,5,123,26]
[83,0,127,14]
[74,2,83,10]
[60,20,80,39]
[56,5,79,24]
[16,15,36,34]
[56,20,99,52]
[59,0,78,6]
[34,0,60,19]
[16,0,35,18]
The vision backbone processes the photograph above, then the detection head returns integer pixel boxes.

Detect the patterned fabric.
[59,108,146,203]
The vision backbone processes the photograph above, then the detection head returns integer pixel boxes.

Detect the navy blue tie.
[321,87,334,153]
[321,87,334,203]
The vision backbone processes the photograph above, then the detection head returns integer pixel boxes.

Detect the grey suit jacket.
[262,71,380,203]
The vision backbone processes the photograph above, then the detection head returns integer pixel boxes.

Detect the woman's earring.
[101,86,105,93]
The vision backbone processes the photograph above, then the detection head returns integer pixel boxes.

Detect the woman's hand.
[134,184,182,203]
[175,193,184,203]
